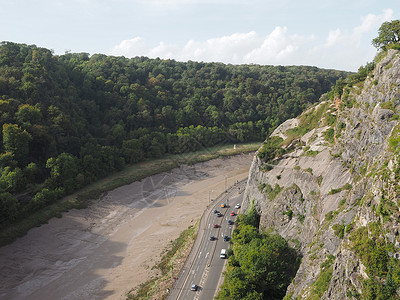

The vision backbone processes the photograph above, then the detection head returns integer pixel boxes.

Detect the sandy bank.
[0,153,253,300]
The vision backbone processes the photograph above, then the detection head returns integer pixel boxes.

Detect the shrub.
[323,128,335,144]
[283,209,293,220]
[328,188,342,195]
[332,222,345,239]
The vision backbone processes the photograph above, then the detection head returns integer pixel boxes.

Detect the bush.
[323,128,335,143]
[27,188,64,210]
[283,209,293,220]
[332,222,345,239]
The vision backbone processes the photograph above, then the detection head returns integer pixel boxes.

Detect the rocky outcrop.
[243,49,400,299]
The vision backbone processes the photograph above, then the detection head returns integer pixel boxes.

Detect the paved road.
[167,180,245,300]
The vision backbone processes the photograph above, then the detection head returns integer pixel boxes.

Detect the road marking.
[173,179,247,300]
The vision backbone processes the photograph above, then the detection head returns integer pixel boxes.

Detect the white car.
[235,203,241,209]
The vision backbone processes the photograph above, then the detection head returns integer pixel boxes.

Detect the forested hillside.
[0,41,349,226]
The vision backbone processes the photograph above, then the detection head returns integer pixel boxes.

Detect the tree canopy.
[0,41,349,227]
[216,208,300,300]
[372,20,400,50]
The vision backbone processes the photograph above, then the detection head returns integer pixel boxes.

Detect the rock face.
[243,49,400,299]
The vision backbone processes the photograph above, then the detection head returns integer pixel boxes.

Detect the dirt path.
[0,153,254,300]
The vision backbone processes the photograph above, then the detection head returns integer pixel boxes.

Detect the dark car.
[228,220,234,225]
[217,212,223,217]
[210,235,216,241]
[224,235,230,241]
[213,209,219,214]
[191,284,198,291]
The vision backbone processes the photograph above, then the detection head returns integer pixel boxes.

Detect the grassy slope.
[0,142,260,246]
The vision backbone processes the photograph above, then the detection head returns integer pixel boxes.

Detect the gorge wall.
[243,49,400,299]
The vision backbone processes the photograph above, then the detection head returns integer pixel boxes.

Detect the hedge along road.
[0,153,253,300]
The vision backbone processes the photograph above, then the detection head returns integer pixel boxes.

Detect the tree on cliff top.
[372,20,400,50]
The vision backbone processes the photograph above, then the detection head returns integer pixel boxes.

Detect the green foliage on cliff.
[216,207,300,300]
[308,254,335,299]
[349,223,400,299]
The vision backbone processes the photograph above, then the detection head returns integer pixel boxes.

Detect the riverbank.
[0,142,260,247]
[0,152,255,299]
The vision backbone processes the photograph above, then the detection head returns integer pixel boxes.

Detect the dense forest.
[0,41,350,226]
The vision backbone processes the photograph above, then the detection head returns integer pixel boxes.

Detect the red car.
[213,224,219,228]
[230,211,235,216]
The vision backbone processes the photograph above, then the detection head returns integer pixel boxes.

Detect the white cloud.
[354,8,393,35]
[244,27,314,63]
[110,9,396,71]
[110,37,149,56]
[110,28,313,65]
[326,29,341,47]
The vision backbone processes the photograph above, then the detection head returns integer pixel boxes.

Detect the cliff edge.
[243,49,400,299]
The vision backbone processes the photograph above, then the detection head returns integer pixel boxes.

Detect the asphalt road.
[168,180,245,300]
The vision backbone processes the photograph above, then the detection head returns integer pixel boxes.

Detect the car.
[224,235,230,241]
[213,224,219,228]
[228,220,234,225]
[230,211,235,216]
[191,284,198,291]
[221,203,226,208]
[210,235,216,241]
[213,209,220,214]
[217,212,222,217]
[235,203,241,209]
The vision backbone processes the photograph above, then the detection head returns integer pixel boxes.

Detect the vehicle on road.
[213,224,219,228]
[235,203,241,209]
[217,212,222,217]
[220,248,227,258]
[228,220,234,225]
[223,235,230,241]
[210,235,216,241]
[191,284,198,291]
[221,203,226,208]
[230,211,235,216]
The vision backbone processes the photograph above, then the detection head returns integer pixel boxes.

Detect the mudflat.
[0,153,253,300]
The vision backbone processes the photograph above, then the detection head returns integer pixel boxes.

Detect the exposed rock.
[271,118,299,139]
[243,49,400,298]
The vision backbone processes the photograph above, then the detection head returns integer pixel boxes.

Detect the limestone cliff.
[243,49,400,299]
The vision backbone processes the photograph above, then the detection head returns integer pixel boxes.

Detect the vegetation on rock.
[216,205,300,300]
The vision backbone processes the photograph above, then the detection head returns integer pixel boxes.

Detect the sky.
[0,0,399,71]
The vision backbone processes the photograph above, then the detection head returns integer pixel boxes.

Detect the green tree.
[2,124,32,164]
[0,167,25,193]
[16,104,42,125]
[372,20,400,50]
[46,153,79,193]
[0,192,20,224]
[24,162,40,183]
[28,188,63,210]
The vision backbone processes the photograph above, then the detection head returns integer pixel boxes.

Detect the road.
[168,180,245,300]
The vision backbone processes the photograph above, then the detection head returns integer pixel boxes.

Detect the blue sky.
[1,0,398,71]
